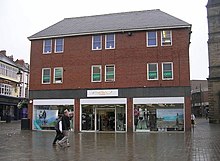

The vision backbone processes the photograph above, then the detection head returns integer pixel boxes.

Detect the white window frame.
[91,65,102,82]
[54,38,64,53]
[105,34,115,49]
[147,31,157,47]
[147,63,158,80]
[162,62,173,80]
[105,65,115,82]
[53,67,63,84]
[92,35,102,50]
[43,39,52,54]
[161,30,172,46]
[0,83,12,96]
[42,68,51,84]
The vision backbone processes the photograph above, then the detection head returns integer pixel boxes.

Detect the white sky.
[0,0,209,80]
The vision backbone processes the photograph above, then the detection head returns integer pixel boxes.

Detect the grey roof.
[0,53,18,68]
[29,9,191,40]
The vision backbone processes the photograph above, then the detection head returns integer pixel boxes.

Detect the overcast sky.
[0,0,208,80]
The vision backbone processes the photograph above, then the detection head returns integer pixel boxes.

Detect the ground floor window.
[134,104,184,132]
[81,104,126,132]
[33,105,74,130]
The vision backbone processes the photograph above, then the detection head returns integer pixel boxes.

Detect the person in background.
[58,109,72,147]
[191,113,196,125]
[52,115,63,145]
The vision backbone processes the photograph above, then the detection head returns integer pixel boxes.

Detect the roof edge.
[28,25,191,41]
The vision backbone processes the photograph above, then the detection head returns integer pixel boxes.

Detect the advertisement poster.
[34,110,58,130]
[157,109,184,130]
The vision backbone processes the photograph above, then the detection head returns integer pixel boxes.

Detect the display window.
[33,105,74,130]
[81,104,126,132]
[134,104,184,132]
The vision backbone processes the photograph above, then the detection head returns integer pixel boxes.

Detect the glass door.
[96,108,115,132]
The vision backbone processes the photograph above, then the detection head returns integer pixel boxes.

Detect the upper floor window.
[105,65,115,82]
[162,62,173,80]
[0,83,12,96]
[55,38,64,53]
[43,39,52,53]
[91,65,101,82]
[147,31,157,47]
[105,34,115,49]
[92,35,102,50]
[54,67,63,83]
[42,68,51,84]
[161,30,172,46]
[0,63,17,79]
[147,63,158,80]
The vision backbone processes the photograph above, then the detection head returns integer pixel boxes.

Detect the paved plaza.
[0,118,220,161]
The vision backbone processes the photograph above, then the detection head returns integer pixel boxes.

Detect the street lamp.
[17,69,22,76]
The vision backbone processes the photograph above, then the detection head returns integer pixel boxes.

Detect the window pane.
[44,40,52,53]
[106,34,115,49]
[148,31,157,46]
[161,31,172,46]
[42,69,50,83]
[93,35,101,50]
[54,68,63,83]
[163,64,172,70]
[148,64,158,80]
[55,38,64,52]
[106,65,115,81]
[92,66,101,82]
[163,63,173,79]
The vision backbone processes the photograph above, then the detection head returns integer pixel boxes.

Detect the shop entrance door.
[96,108,115,132]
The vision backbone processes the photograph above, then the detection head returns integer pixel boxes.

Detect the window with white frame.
[43,39,52,53]
[161,30,172,46]
[91,65,101,82]
[105,34,115,49]
[162,62,173,80]
[92,35,102,50]
[0,84,12,96]
[42,68,51,84]
[147,63,158,80]
[105,65,115,82]
[54,67,63,83]
[0,63,17,79]
[55,38,64,53]
[147,31,157,47]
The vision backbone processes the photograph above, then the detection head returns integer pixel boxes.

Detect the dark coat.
[61,115,70,130]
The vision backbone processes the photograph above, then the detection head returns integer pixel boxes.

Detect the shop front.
[32,99,74,130]
[133,97,185,132]
[80,98,127,132]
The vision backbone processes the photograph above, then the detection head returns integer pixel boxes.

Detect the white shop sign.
[87,89,118,97]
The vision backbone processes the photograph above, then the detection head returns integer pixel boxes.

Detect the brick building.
[28,9,191,132]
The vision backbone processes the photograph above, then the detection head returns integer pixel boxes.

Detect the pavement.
[0,118,220,161]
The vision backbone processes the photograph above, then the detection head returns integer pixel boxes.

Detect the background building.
[0,50,29,121]
[28,9,192,132]
[207,0,220,123]
[191,80,209,118]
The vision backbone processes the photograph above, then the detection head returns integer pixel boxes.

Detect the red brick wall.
[29,28,190,91]
[185,96,192,131]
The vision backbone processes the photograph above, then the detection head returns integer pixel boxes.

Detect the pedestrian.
[57,109,71,147]
[52,115,63,145]
[205,107,209,120]
[191,113,196,125]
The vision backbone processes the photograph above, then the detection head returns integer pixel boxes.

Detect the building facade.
[207,0,220,123]
[191,80,209,117]
[0,50,29,121]
[28,10,192,132]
